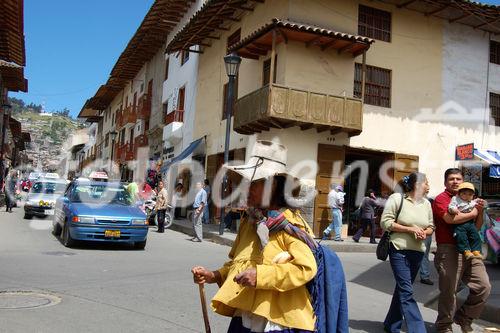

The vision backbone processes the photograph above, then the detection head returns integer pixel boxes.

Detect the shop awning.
[474,149,500,178]
[160,138,203,174]
[474,149,500,164]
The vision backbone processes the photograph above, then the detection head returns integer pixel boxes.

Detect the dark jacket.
[360,196,381,220]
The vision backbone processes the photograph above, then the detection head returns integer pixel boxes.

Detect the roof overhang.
[78,99,102,123]
[0,0,26,66]
[166,0,264,54]
[71,143,86,154]
[0,59,27,92]
[376,0,500,35]
[230,19,374,59]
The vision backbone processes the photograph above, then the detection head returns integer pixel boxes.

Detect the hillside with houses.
[9,98,86,171]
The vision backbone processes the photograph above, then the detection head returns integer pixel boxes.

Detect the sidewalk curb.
[170,220,379,253]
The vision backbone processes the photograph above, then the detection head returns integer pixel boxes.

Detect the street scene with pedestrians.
[1,0,500,332]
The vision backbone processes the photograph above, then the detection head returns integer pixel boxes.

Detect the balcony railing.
[137,94,151,120]
[234,84,363,136]
[118,106,137,128]
[114,142,123,162]
[118,143,135,161]
[165,109,184,125]
[134,134,148,147]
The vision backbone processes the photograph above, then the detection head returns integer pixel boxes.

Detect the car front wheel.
[134,240,147,250]
[52,222,62,236]
[62,222,75,248]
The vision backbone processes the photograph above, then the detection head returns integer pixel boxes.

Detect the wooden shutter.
[393,153,419,186]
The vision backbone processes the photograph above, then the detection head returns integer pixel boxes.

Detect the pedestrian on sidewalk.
[191,140,319,332]
[381,172,435,333]
[353,189,382,244]
[3,171,17,213]
[433,168,491,333]
[202,179,211,224]
[323,184,345,241]
[191,182,207,242]
[155,180,168,233]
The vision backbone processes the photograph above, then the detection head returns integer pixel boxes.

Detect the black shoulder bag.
[376,193,404,261]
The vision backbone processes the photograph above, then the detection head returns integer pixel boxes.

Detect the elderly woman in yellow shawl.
[192,141,317,333]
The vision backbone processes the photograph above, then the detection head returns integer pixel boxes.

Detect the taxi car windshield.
[70,184,132,205]
[31,182,66,194]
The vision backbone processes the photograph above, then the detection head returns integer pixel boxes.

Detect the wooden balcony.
[118,106,137,128]
[116,110,123,128]
[114,143,123,163]
[234,84,363,136]
[165,109,184,125]
[134,134,148,154]
[137,94,151,120]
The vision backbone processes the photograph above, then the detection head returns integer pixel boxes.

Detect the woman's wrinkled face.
[248,179,265,208]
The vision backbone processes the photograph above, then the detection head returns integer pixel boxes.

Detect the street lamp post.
[109,130,118,178]
[219,53,242,235]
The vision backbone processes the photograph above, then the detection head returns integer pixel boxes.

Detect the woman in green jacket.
[381,172,434,333]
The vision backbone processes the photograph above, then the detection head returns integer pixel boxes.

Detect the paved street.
[0,208,496,333]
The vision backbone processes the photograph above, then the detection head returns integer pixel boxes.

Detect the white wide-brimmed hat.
[224,140,292,181]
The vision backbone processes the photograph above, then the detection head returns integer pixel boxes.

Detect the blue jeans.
[384,244,425,333]
[419,235,432,280]
[323,208,343,240]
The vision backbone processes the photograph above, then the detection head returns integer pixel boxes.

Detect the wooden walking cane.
[198,283,211,333]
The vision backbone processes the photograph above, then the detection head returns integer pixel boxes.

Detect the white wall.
[162,48,199,157]
[441,22,500,153]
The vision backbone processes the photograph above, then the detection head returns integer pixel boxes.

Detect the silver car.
[24,179,68,219]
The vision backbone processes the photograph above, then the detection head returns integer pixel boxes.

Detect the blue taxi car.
[52,180,148,249]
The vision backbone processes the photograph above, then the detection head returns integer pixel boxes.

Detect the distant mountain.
[9,97,87,172]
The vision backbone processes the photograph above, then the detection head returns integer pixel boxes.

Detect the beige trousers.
[434,244,491,332]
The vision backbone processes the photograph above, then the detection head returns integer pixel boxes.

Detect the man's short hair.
[444,168,463,182]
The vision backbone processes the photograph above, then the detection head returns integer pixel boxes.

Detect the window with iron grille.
[227,29,241,54]
[490,92,500,126]
[354,63,392,108]
[490,40,500,65]
[358,5,391,42]
[222,79,239,120]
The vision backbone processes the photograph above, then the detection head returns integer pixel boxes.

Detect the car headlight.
[72,216,95,224]
[132,219,147,225]
[38,200,54,207]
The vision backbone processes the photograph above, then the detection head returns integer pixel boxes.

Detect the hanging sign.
[455,143,474,161]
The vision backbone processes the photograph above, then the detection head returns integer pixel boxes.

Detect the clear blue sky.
[11,0,153,117]
[11,0,500,117]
